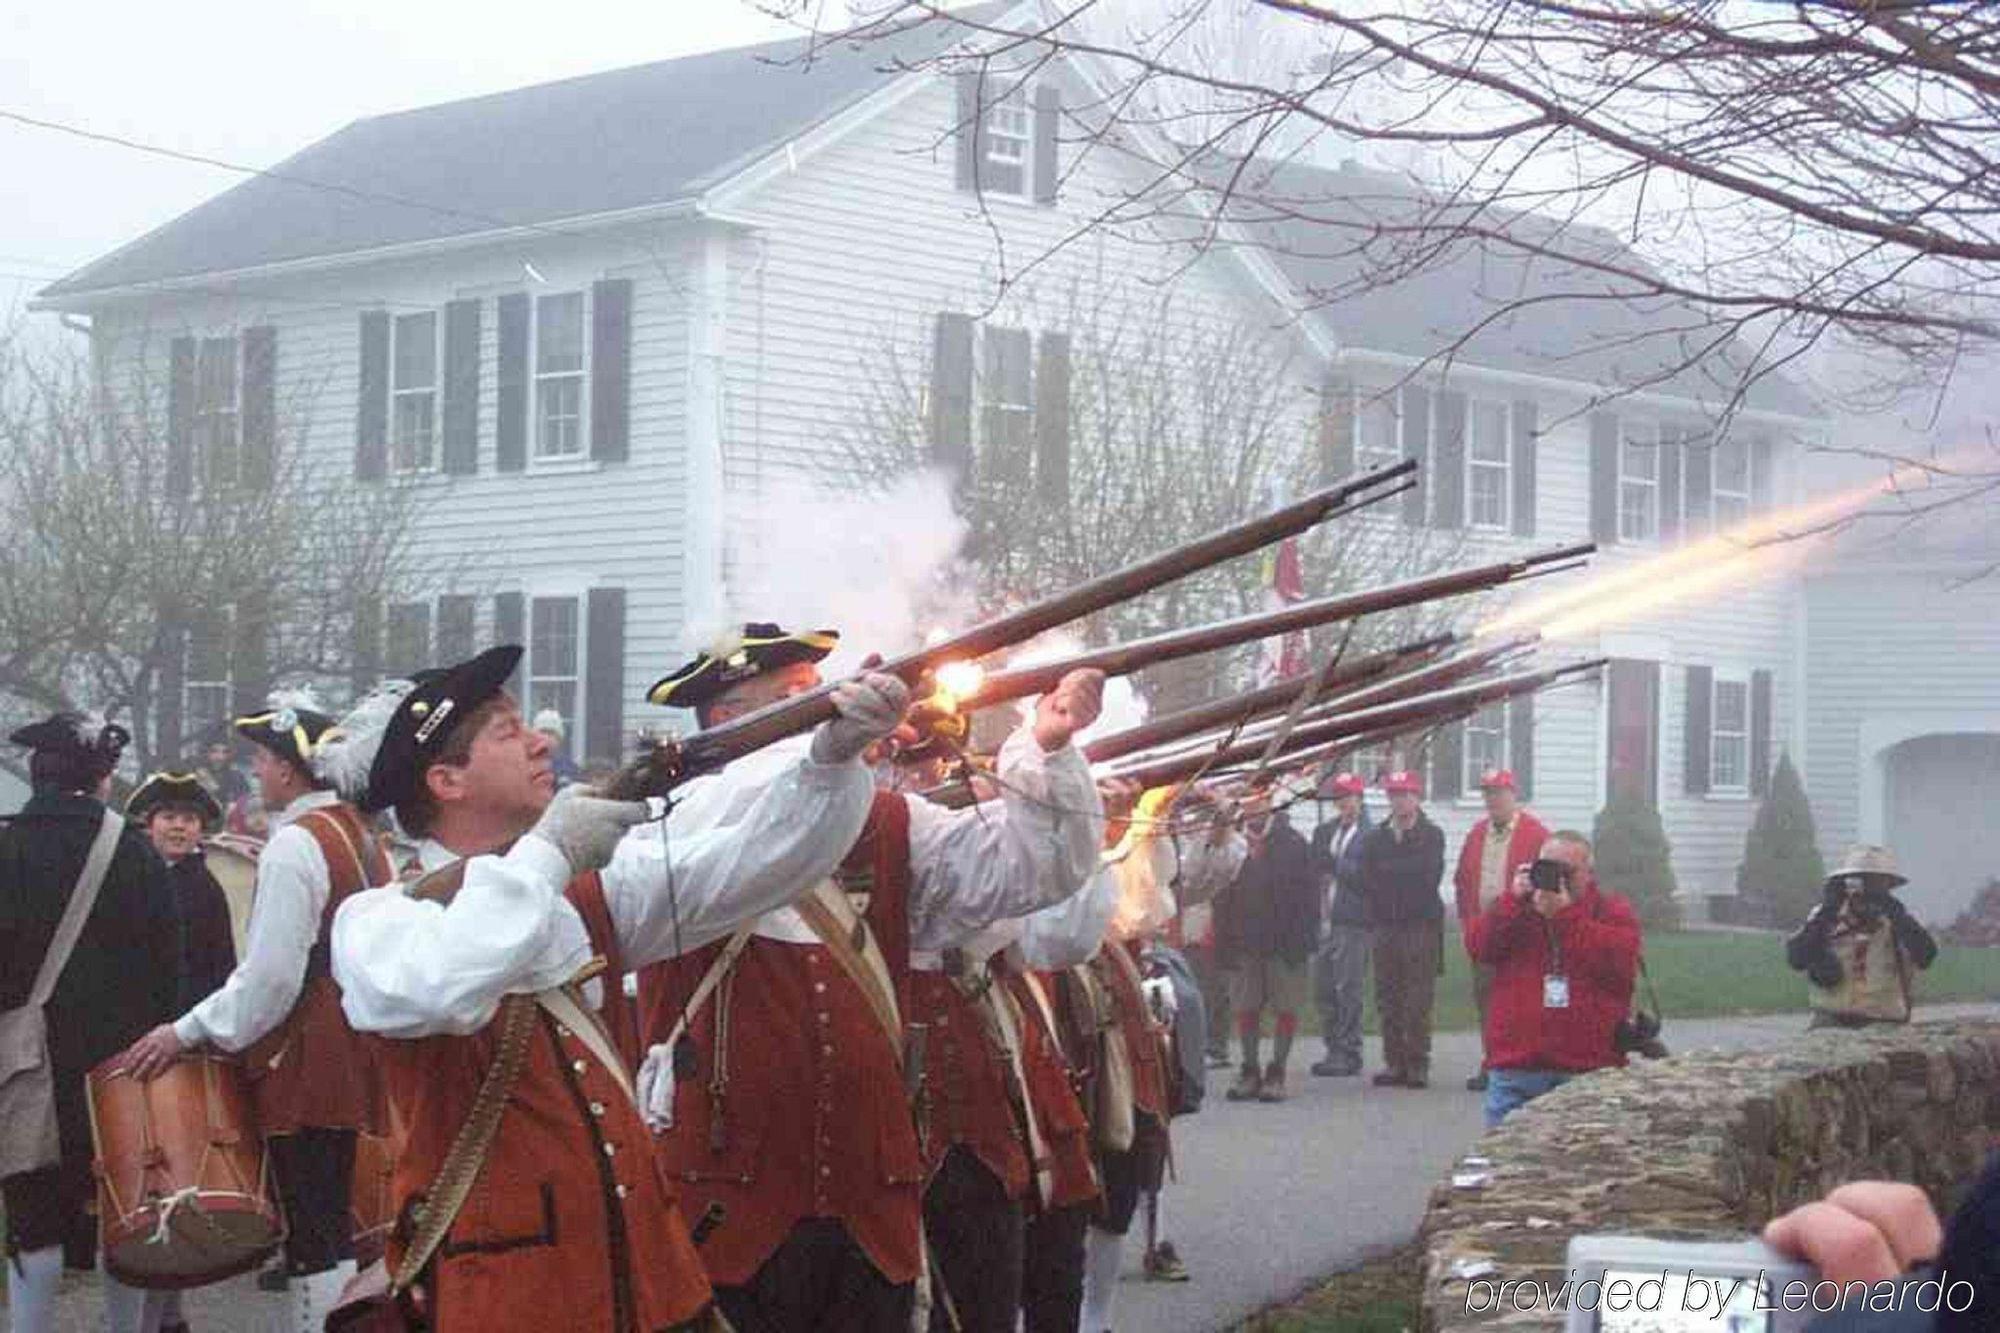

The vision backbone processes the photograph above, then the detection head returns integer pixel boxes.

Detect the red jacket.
[1453,810,1550,927]
[1463,876,1640,1074]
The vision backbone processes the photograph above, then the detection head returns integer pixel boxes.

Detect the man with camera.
[1785,845,1937,1030]
[1463,831,1641,1127]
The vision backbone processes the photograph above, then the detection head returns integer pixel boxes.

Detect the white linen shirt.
[330,749,874,1039]
[173,789,342,1051]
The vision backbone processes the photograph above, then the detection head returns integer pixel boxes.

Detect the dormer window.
[955,72,1060,204]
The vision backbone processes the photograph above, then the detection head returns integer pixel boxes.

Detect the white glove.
[635,1042,677,1131]
[1141,975,1178,1022]
[529,785,651,875]
[810,671,912,764]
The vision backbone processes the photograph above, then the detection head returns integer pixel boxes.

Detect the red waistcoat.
[244,802,390,1136]
[906,966,1029,1199]
[374,876,712,1333]
[636,793,923,1288]
[1094,941,1170,1121]
[1002,969,1098,1212]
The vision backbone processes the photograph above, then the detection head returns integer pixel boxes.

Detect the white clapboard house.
[37,10,1825,914]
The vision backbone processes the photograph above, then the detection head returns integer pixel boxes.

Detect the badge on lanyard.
[1543,974,1570,1009]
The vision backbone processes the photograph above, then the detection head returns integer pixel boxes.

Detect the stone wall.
[1419,1019,2000,1330]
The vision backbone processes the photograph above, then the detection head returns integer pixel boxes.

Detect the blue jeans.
[1484,1068,1572,1128]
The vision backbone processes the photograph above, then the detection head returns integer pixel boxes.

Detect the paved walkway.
[13,1005,1991,1333]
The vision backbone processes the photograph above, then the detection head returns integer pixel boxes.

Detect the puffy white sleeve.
[332,837,588,1038]
[1164,828,1249,911]
[603,752,876,969]
[174,824,327,1052]
[1014,860,1119,969]
[905,725,1105,954]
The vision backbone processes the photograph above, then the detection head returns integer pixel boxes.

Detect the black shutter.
[1430,721,1464,802]
[231,593,270,721]
[1508,693,1534,800]
[1589,411,1619,545]
[590,278,632,463]
[156,612,187,762]
[1319,375,1356,482]
[441,298,481,475]
[1684,664,1713,796]
[1032,84,1061,205]
[1431,389,1466,530]
[356,311,389,480]
[436,594,476,665]
[351,598,383,699]
[1683,434,1713,536]
[493,592,525,693]
[929,312,975,478]
[496,293,529,472]
[1510,399,1537,537]
[584,588,627,768]
[241,326,277,489]
[954,72,983,191]
[1751,435,1774,512]
[1034,331,1071,506]
[1659,430,1683,544]
[1400,384,1430,525]
[167,337,196,498]
[1750,668,1774,797]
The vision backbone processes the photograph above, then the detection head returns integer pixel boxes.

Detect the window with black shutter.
[584,588,627,768]
[953,72,1061,201]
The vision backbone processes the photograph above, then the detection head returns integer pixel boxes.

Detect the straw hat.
[1825,844,1906,890]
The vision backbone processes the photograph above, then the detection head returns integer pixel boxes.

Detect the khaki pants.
[1471,960,1496,1068]
[1372,922,1441,1079]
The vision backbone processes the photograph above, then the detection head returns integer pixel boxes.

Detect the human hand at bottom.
[1762,1181,1943,1286]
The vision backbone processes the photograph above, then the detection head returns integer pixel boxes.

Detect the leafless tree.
[843,282,1466,713]
[0,330,447,773]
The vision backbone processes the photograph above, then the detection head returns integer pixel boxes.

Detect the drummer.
[127,772,236,1012]
[122,695,393,1333]
[2,714,177,1333]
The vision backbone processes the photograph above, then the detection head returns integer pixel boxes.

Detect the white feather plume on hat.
[266,686,326,715]
[312,679,415,802]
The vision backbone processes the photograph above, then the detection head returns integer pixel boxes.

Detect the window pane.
[394,394,435,469]
[1361,393,1400,468]
[1621,434,1657,481]
[1471,401,1509,463]
[537,293,584,374]
[536,377,582,457]
[387,601,430,671]
[1619,482,1655,541]
[1470,468,1508,528]
[1715,437,1750,492]
[1714,735,1747,789]
[1715,679,1748,731]
[394,312,437,390]
[530,597,578,676]
[1463,705,1507,789]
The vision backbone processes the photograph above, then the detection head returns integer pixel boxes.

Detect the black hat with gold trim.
[9,712,130,766]
[127,772,223,828]
[646,623,839,711]
[233,694,336,774]
[315,645,522,815]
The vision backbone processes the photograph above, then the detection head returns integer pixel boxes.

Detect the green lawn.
[1330,930,2000,1035]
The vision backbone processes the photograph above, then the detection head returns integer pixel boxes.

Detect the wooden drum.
[202,833,263,960]
[87,1052,282,1287]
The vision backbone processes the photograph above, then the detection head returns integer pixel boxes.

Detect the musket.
[952,544,1592,712]
[1099,659,1607,791]
[600,459,1418,799]
[1170,710,1478,802]
[1078,633,1457,767]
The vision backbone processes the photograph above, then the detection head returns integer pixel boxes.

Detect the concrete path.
[13,1005,1991,1333]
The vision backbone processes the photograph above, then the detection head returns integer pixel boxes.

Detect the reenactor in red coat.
[325,644,911,1333]
[635,623,1108,1333]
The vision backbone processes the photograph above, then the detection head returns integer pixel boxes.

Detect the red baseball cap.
[1327,771,1366,798]
[1383,770,1423,795]
[1478,769,1517,791]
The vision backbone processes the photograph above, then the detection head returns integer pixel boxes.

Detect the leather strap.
[27,809,122,1009]
[537,985,637,1108]
[651,927,755,1069]
[794,881,903,1068]
[391,993,538,1292]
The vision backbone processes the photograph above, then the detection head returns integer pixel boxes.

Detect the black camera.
[1613,1009,1668,1060]
[1528,858,1570,893]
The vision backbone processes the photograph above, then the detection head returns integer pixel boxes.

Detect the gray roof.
[43,13,993,299]
[1217,157,1820,418]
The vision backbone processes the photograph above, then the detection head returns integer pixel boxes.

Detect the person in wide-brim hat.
[126,772,223,829]
[647,622,840,721]
[1788,843,1936,1030]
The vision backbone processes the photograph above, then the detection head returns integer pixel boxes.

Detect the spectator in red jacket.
[1464,829,1640,1127]
[1452,770,1549,1093]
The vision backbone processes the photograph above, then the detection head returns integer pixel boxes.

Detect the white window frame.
[184,606,234,747]
[1712,434,1752,531]
[1349,742,1394,787]
[193,336,241,491]
[1356,388,1402,475]
[1461,703,1510,799]
[1618,419,1662,544]
[389,311,440,475]
[527,593,585,742]
[531,290,590,462]
[1466,397,1512,531]
[980,85,1032,197]
[1710,670,1751,795]
[976,322,1034,468]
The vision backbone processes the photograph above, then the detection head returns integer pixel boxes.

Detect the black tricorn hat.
[9,712,130,764]
[233,704,336,773]
[127,772,223,827]
[646,623,838,711]
[362,645,523,815]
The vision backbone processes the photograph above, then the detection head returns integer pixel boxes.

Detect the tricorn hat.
[9,712,130,766]
[127,772,223,828]
[318,645,523,815]
[646,623,838,711]
[1826,844,1906,890]
[234,692,336,773]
